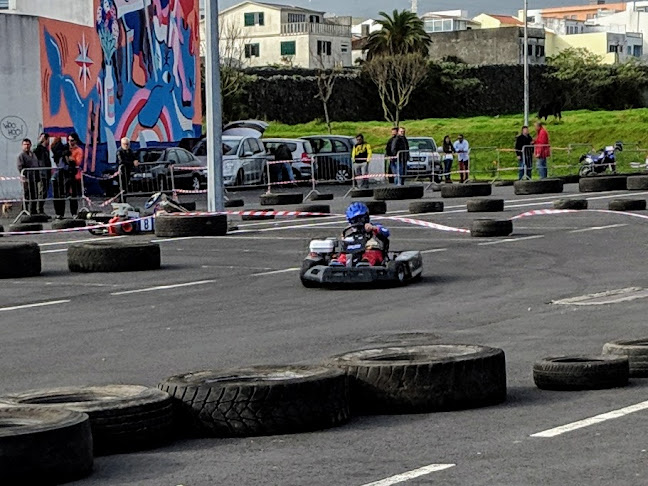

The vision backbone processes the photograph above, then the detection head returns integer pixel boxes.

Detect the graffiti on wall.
[40,0,201,170]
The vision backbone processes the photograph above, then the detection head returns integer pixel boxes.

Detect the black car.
[130,147,206,193]
[301,135,355,183]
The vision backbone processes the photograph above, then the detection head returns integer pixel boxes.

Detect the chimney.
[411,0,418,15]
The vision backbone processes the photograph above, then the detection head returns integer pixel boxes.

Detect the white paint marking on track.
[41,249,68,254]
[531,400,648,438]
[420,248,448,254]
[478,235,545,246]
[252,268,300,276]
[0,299,71,312]
[552,287,648,306]
[39,236,126,246]
[110,280,216,296]
[569,223,627,233]
[359,464,456,486]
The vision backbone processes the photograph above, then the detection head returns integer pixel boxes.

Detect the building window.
[0,0,8,9]
[536,45,545,57]
[341,43,349,53]
[244,43,260,58]
[281,41,296,56]
[442,19,452,31]
[317,40,332,56]
[310,15,320,23]
[527,44,533,56]
[586,13,594,20]
[528,16,536,23]
[288,13,306,22]
[244,12,264,26]
[634,45,643,57]
[609,44,619,53]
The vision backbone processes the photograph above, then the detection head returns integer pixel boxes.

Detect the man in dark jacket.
[515,126,534,180]
[116,137,138,197]
[391,127,409,186]
[33,132,52,215]
[385,127,398,183]
[17,138,40,214]
[274,142,295,183]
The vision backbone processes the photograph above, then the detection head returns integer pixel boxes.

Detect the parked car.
[131,147,206,192]
[301,135,355,183]
[407,137,442,182]
[262,138,316,181]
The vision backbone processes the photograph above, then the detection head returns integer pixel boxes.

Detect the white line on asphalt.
[251,268,300,276]
[360,464,456,486]
[39,236,126,246]
[531,400,648,438]
[41,249,68,254]
[420,248,448,254]
[0,300,71,312]
[150,236,202,243]
[569,223,628,233]
[110,280,215,296]
[478,235,545,246]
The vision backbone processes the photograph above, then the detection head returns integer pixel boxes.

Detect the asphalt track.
[2,182,648,486]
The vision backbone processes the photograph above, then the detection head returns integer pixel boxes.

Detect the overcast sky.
[209,0,591,18]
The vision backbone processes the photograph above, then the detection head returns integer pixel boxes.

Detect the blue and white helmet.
[345,202,370,225]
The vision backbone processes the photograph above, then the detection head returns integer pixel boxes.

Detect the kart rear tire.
[308,192,334,201]
[409,200,444,214]
[364,201,387,215]
[0,385,173,455]
[350,189,373,198]
[159,366,349,437]
[300,259,324,288]
[51,219,87,230]
[224,199,245,208]
[553,199,588,210]
[0,242,41,278]
[441,183,492,198]
[514,179,563,195]
[579,175,627,193]
[470,219,513,237]
[9,223,43,233]
[373,185,424,201]
[259,193,304,206]
[0,407,93,483]
[466,198,504,212]
[387,261,408,286]
[608,199,646,211]
[626,175,648,191]
[533,355,629,391]
[154,214,228,237]
[241,208,275,221]
[68,241,161,273]
[296,204,331,218]
[328,344,507,414]
[602,339,648,377]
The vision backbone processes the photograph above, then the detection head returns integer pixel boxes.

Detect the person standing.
[16,138,40,214]
[33,132,52,215]
[515,126,534,180]
[274,142,295,184]
[352,134,372,188]
[533,122,550,179]
[51,136,68,218]
[441,135,455,183]
[453,134,470,183]
[392,127,409,186]
[66,132,84,217]
[385,127,398,184]
[116,137,138,197]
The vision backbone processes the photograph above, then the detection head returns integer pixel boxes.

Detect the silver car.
[407,137,442,182]
[262,138,316,180]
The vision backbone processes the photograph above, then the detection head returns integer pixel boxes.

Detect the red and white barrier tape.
[169,166,207,171]
[174,189,208,194]
[378,215,470,233]
[101,191,125,207]
[511,208,648,221]
[83,172,119,180]
[0,176,21,181]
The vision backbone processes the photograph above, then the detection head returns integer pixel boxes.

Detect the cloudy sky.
[209,0,590,18]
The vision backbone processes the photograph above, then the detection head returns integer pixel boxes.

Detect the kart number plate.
[140,216,155,232]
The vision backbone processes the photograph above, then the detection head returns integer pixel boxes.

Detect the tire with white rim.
[0,242,41,278]
[328,344,507,414]
[158,366,349,437]
[602,339,648,377]
[533,355,629,391]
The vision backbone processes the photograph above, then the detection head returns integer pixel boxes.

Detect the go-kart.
[300,226,423,288]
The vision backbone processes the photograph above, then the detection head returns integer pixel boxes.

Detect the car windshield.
[409,139,436,151]
[138,150,165,163]
[222,140,240,156]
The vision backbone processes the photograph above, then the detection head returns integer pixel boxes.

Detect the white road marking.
[41,249,68,254]
[420,248,448,254]
[531,400,648,438]
[0,300,71,312]
[252,268,300,276]
[39,236,126,246]
[478,235,545,246]
[569,223,627,233]
[110,280,215,296]
[552,287,648,306]
[360,464,456,486]
[150,236,201,243]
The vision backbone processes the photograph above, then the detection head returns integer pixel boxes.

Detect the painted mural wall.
[39,0,202,173]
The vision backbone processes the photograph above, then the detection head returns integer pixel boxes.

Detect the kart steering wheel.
[145,192,164,210]
[342,225,364,237]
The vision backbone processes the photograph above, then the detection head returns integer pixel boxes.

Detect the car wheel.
[191,175,201,191]
[335,166,351,183]
[235,169,244,187]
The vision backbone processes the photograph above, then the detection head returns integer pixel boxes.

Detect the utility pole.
[523,0,530,126]
[205,0,224,212]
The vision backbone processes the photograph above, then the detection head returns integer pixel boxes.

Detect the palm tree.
[364,10,431,60]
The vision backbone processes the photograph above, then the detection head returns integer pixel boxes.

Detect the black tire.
[51,219,87,230]
[441,183,492,198]
[259,193,304,206]
[0,224,3,236]
[329,344,506,414]
[514,179,564,195]
[68,241,161,272]
[608,199,647,211]
[470,219,513,237]
[308,192,334,201]
[159,366,349,437]
[387,261,408,286]
[467,198,505,212]
[627,175,648,191]
[18,213,50,223]
[0,242,41,278]
[350,189,374,198]
[374,185,424,201]
[9,223,43,233]
[579,175,627,193]
[553,199,588,210]
[224,199,245,208]
[300,258,324,288]
[409,200,444,214]
[364,200,387,215]
[559,174,581,185]
[533,355,629,391]
[235,170,244,187]
[0,407,93,483]
[296,204,331,218]
[155,214,227,237]
[241,208,275,221]
[179,201,196,211]
[492,180,514,187]
[0,385,173,455]
[602,339,648,377]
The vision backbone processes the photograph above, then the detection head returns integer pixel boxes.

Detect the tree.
[363,53,428,126]
[364,10,431,60]
[312,50,344,134]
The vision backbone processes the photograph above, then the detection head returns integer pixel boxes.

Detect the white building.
[0,0,94,26]
[209,1,352,69]
[586,1,648,56]
[422,10,480,34]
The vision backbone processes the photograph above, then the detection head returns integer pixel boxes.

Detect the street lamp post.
[523,0,529,126]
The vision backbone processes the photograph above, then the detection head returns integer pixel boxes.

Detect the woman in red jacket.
[533,122,550,179]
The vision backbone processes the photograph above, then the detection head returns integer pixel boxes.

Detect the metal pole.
[523,0,529,126]
[205,0,224,212]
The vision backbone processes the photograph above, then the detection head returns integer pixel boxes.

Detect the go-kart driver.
[332,202,390,266]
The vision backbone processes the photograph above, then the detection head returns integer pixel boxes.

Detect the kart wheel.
[388,261,408,286]
[300,259,324,288]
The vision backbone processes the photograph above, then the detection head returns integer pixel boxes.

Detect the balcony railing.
[281,22,351,37]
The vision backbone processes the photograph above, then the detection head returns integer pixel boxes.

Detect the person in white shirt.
[453,134,470,183]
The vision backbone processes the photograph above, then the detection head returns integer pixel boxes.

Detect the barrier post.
[304,155,320,200]
[265,161,273,194]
